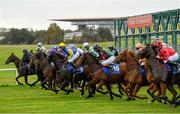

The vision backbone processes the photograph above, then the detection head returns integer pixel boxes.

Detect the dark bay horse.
[137,45,179,105]
[29,51,56,91]
[76,52,125,100]
[48,51,78,94]
[5,53,37,86]
[113,49,153,100]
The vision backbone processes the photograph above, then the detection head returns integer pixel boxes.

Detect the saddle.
[66,63,84,75]
[166,61,180,76]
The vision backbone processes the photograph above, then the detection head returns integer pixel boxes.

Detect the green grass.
[0,73,179,113]
[0,44,179,113]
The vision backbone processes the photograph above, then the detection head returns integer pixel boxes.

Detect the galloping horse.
[113,49,153,100]
[29,51,56,91]
[76,52,125,100]
[5,53,37,86]
[137,45,179,104]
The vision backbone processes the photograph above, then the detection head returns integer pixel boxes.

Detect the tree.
[1,28,35,44]
[47,23,64,44]
[34,30,48,44]
[96,28,113,42]
[81,28,97,42]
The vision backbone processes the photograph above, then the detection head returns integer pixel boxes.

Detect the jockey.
[21,49,32,67]
[135,43,147,76]
[36,42,48,53]
[59,42,84,67]
[83,42,99,58]
[108,45,118,57]
[100,48,116,66]
[152,40,179,74]
[153,40,179,63]
[48,45,59,55]
[94,44,107,61]
[93,44,116,66]
[67,44,84,61]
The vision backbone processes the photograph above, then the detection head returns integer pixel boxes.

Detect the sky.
[0,0,179,30]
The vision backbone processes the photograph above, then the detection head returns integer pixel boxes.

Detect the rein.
[58,58,66,62]
[127,61,139,65]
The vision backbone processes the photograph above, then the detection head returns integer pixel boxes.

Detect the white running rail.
[0,68,18,84]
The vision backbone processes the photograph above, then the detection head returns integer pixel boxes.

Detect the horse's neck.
[88,63,100,73]
[148,56,163,70]
[126,54,139,70]
[14,61,20,69]
[87,55,100,73]
[53,59,64,70]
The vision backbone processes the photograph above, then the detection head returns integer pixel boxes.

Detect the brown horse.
[76,52,125,100]
[113,49,153,100]
[5,53,37,86]
[136,45,179,104]
[29,51,56,92]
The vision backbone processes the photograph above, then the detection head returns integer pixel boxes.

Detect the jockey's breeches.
[168,52,179,62]
[68,51,80,62]
[101,55,115,65]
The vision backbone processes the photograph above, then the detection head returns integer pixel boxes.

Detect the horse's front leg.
[16,75,24,85]
[105,82,114,100]
[80,79,86,96]
[69,81,74,93]
[167,85,177,105]
[118,83,124,96]
[86,80,98,98]
[30,74,40,86]
[124,82,133,99]
[96,80,109,95]
[24,75,33,87]
[132,84,148,100]
[147,82,164,103]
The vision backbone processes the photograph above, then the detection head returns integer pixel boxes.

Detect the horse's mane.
[55,52,66,59]
[128,50,135,57]
[11,53,20,61]
[36,51,46,59]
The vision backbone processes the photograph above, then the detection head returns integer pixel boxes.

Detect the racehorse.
[5,53,37,86]
[76,52,125,100]
[113,49,153,100]
[48,51,78,94]
[136,45,179,104]
[29,51,56,91]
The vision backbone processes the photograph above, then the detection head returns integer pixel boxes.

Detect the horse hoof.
[148,101,152,104]
[126,97,135,101]
[126,97,131,101]
[86,95,94,98]
[144,96,148,99]
[30,84,35,87]
[161,100,167,104]
[77,87,82,90]
[110,98,113,100]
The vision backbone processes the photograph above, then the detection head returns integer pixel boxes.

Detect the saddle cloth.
[102,64,121,77]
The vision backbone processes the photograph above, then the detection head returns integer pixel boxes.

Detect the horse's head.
[136,44,156,59]
[76,52,88,66]
[76,52,97,66]
[5,53,20,64]
[29,51,46,67]
[113,49,128,63]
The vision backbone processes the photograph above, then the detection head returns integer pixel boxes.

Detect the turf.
[0,44,179,113]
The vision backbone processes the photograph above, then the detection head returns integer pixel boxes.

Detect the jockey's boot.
[140,65,146,77]
[104,64,113,71]
[69,62,77,73]
[27,64,31,74]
